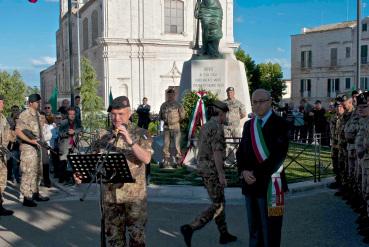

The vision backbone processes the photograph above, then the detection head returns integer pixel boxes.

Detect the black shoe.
[359,227,369,236]
[357,216,369,225]
[334,191,343,197]
[328,182,338,189]
[23,198,37,207]
[363,236,369,244]
[219,232,237,244]
[33,193,49,202]
[0,205,13,216]
[180,224,193,247]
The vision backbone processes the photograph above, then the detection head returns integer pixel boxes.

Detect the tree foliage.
[235,47,286,102]
[0,70,27,114]
[78,57,105,130]
[257,62,286,102]
[26,85,40,96]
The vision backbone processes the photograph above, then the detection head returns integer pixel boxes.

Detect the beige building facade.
[41,0,239,112]
[291,17,369,106]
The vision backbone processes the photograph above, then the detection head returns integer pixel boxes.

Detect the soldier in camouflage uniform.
[355,92,369,243]
[15,94,49,207]
[159,88,185,168]
[328,97,344,189]
[180,100,237,247]
[0,95,15,216]
[344,92,361,196]
[336,93,354,195]
[223,87,246,165]
[85,96,153,247]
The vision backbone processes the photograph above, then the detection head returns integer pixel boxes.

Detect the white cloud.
[264,58,291,69]
[277,47,285,53]
[31,56,56,67]
[235,16,244,23]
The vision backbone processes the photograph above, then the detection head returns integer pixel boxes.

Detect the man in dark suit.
[236,89,289,247]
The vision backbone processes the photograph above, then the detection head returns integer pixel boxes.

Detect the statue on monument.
[194,0,223,58]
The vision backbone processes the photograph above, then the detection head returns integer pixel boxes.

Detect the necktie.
[257,118,263,127]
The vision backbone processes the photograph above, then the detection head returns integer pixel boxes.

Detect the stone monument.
[179,0,252,165]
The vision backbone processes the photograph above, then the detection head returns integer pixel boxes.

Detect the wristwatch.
[128,141,136,147]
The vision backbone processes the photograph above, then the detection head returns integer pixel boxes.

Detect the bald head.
[251,89,272,117]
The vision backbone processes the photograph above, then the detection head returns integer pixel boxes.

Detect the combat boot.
[33,193,49,202]
[0,204,14,216]
[180,224,193,247]
[219,232,237,244]
[23,197,37,207]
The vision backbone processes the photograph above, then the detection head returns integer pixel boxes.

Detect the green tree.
[26,85,40,96]
[257,62,286,102]
[235,48,260,95]
[0,70,27,114]
[79,57,105,130]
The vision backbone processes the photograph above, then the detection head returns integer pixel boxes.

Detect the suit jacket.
[58,119,83,160]
[236,112,289,197]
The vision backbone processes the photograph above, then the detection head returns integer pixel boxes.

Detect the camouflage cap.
[107,96,130,112]
[208,100,229,112]
[356,92,369,106]
[28,93,41,103]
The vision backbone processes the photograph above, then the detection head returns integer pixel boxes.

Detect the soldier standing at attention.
[159,88,185,168]
[16,94,49,207]
[180,100,237,247]
[0,95,15,216]
[80,96,153,246]
[223,87,246,165]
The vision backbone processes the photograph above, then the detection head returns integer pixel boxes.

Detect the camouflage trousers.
[338,148,348,186]
[363,158,369,198]
[0,158,7,203]
[224,127,241,165]
[163,129,181,162]
[104,200,147,247]
[331,148,339,182]
[189,175,228,234]
[347,149,357,183]
[20,147,42,199]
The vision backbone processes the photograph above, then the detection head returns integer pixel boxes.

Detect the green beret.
[209,100,229,112]
[28,94,41,103]
[108,96,130,112]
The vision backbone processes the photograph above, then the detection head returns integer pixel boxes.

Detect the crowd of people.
[279,98,333,146]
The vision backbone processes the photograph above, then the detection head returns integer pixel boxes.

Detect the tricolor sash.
[250,117,284,216]
[250,117,270,163]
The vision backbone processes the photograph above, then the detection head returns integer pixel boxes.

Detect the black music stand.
[68,152,135,247]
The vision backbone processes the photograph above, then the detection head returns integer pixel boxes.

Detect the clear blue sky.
[0,0,365,86]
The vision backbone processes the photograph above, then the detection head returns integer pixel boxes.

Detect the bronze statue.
[194,0,223,58]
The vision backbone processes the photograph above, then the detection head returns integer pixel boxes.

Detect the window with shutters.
[327,78,340,97]
[345,47,351,58]
[361,77,369,90]
[300,79,311,97]
[330,48,338,67]
[83,17,89,50]
[345,78,351,89]
[300,50,312,68]
[91,10,98,46]
[164,0,184,34]
[361,45,368,64]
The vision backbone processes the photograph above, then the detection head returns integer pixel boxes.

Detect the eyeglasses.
[252,99,270,105]
[44,107,51,109]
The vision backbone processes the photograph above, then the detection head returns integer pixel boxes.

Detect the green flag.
[49,86,58,114]
[109,87,113,105]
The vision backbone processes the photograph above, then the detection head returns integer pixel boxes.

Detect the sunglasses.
[44,107,51,109]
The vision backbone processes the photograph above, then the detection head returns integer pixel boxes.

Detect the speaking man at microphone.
[84,96,153,247]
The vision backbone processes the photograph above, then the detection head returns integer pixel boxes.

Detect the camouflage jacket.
[344,109,361,150]
[329,113,339,147]
[362,117,369,159]
[92,122,153,204]
[159,101,185,130]
[0,113,11,148]
[223,98,246,127]
[197,117,226,176]
[16,108,42,151]
[356,117,369,159]
[337,110,353,149]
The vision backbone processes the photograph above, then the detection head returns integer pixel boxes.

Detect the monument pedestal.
[179,55,252,166]
[179,55,252,115]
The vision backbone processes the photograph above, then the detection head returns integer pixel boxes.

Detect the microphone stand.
[79,133,119,247]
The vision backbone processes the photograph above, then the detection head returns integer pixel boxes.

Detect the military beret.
[108,96,130,112]
[226,87,234,92]
[167,88,175,94]
[28,93,41,103]
[0,95,4,101]
[341,92,352,102]
[315,100,321,104]
[357,92,369,106]
[208,100,229,112]
[352,90,359,96]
